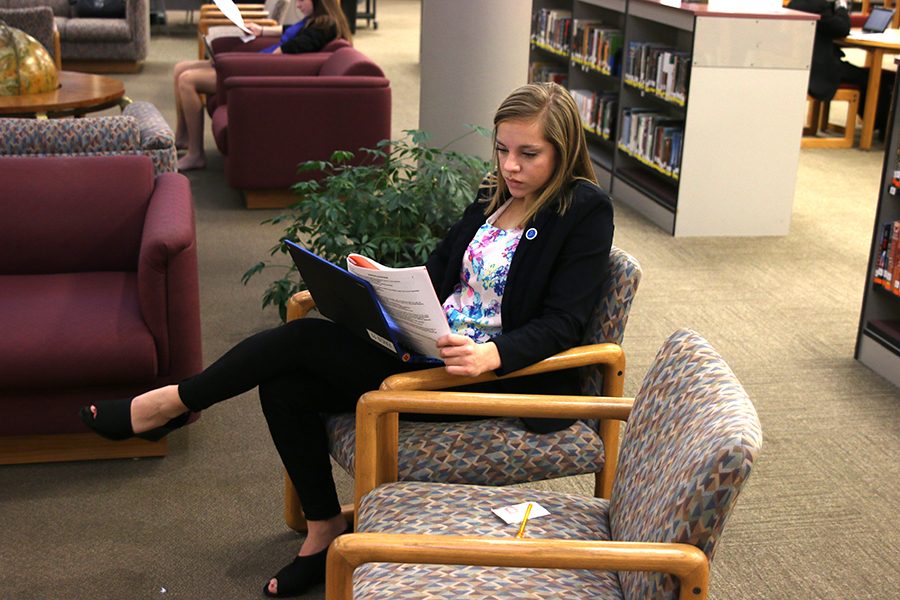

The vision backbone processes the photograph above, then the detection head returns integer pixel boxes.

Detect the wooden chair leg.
[819,101,831,132]
[283,471,356,532]
[595,419,622,498]
[805,97,821,136]
[284,471,308,532]
[843,92,860,147]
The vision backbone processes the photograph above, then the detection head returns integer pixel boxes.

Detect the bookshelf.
[855,60,900,388]
[530,0,817,236]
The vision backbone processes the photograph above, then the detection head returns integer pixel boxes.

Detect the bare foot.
[177,154,206,171]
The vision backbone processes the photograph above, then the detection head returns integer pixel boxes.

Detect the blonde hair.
[311,0,353,44]
[484,82,597,224]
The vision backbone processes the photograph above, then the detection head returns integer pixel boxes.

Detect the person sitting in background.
[789,0,893,135]
[79,82,615,598]
[171,0,351,171]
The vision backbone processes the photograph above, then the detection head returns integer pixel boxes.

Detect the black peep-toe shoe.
[263,524,353,598]
[79,398,190,442]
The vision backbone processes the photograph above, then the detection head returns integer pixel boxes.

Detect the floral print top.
[442,201,524,342]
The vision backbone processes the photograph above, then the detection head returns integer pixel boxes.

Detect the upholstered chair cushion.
[0,116,140,155]
[64,17,130,42]
[0,155,153,274]
[609,329,763,600]
[326,415,603,486]
[355,482,623,599]
[0,6,56,59]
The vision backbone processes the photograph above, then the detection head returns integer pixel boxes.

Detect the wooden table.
[841,29,900,150]
[0,71,126,118]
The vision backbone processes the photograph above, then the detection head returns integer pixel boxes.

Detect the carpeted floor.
[1,1,898,598]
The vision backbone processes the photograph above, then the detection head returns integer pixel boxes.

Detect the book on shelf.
[571,88,617,138]
[532,8,572,53]
[886,221,900,295]
[619,108,684,177]
[875,222,892,285]
[624,41,690,103]
[571,20,623,76]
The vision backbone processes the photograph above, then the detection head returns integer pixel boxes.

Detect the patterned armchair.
[0,101,177,175]
[0,0,150,72]
[283,246,642,531]
[0,6,61,69]
[328,328,763,600]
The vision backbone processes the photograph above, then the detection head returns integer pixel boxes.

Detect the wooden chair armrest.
[198,15,272,33]
[381,342,626,397]
[327,534,709,600]
[52,29,61,71]
[286,290,316,321]
[354,390,633,513]
[200,4,266,17]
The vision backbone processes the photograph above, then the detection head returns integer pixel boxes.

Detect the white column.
[418,0,531,159]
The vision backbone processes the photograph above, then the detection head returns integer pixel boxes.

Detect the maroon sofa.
[208,40,391,208]
[0,155,202,463]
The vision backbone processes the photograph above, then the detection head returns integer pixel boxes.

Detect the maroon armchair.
[0,155,202,464]
[208,41,391,208]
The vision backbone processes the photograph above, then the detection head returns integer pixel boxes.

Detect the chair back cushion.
[579,245,641,395]
[0,6,56,57]
[5,0,71,18]
[609,328,762,600]
[0,115,141,155]
[319,46,385,77]
[0,155,154,274]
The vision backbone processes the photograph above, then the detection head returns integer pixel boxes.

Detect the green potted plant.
[242,128,491,321]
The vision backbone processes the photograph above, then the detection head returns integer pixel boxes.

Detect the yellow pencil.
[515,502,534,539]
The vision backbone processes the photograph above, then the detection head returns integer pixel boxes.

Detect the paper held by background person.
[212,0,254,34]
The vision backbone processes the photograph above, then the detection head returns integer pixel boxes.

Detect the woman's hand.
[437,334,501,377]
[246,23,264,37]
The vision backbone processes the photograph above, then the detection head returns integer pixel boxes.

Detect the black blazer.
[425,180,615,431]
[789,0,851,101]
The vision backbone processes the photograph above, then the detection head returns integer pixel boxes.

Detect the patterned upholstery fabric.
[579,246,642,396]
[349,329,762,599]
[326,414,602,486]
[0,6,56,60]
[0,101,176,175]
[123,101,177,173]
[354,482,624,599]
[322,247,641,486]
[2,0,151,62]
[609,329,763,600]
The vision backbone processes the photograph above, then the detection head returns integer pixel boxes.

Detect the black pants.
[178,319,426,520]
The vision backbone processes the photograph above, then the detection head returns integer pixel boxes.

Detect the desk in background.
[842,28,900,149]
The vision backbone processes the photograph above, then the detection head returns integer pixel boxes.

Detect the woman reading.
[81,82,615,597]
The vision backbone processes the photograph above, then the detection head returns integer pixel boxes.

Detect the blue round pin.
[525,227,538,240]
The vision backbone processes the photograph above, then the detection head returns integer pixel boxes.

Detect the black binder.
[284,240,441,364]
